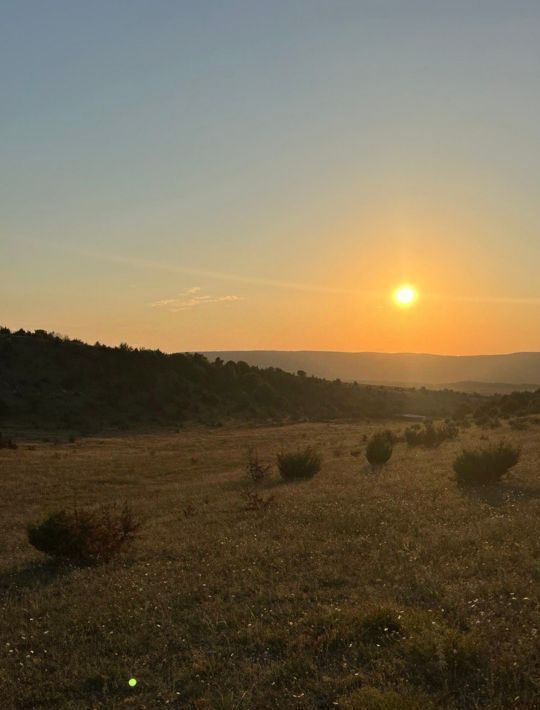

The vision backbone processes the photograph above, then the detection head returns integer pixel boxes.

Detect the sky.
[1,1,540,355]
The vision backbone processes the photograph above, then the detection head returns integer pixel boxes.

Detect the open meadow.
[1,420,539,709]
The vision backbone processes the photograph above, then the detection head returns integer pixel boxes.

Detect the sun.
[393,284,418,308]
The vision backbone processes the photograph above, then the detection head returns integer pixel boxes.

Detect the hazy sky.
[2,1,540,354]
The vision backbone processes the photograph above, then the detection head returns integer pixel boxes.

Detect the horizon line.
[3,324,540,359]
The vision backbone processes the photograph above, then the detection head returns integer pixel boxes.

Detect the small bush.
[382,428,401,444]
[475,415,501,430]
[277,447,321,481]
[405,421,458,448]
[365,432,393,465]
[245,447,271,483]
[27,504,140,565]
[453,442,520,485]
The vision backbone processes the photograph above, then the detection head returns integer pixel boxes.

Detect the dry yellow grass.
[0,421,539,708]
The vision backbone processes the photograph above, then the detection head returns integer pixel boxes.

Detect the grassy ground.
[0,421,539,708]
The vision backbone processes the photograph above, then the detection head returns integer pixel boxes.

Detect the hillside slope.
[200,350,540,388]
[0,328,483,430]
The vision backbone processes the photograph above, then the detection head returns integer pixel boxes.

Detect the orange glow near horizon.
[4,206,539,356]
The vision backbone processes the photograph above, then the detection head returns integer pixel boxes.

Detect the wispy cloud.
[149,288,242,312]
[47,242,369,296]
[25,240,540,306]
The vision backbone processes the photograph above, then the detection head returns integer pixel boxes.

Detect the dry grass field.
[1,421,539,709]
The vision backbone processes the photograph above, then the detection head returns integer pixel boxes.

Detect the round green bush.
[365,432,393,465]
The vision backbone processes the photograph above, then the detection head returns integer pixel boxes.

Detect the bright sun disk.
[393,285,418,307]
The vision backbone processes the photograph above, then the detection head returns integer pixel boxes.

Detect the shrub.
[365,432,393,465]
[245,447,271,483]
[405,421,458,448]
[382,428,401,444]
[277,447,321,481]
[453,442,520,485]
[27,504,140,565]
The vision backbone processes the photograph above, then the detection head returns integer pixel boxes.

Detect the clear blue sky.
[2,1,539,353]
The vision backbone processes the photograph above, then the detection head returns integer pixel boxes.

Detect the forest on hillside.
[1,327,537,431]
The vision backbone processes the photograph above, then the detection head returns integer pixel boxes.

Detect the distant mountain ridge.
[199,351,540,392]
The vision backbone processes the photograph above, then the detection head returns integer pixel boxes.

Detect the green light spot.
[128,678,137,687]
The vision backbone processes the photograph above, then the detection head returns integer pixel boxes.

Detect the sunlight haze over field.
[2,1,540,354]
[2,6,540,708]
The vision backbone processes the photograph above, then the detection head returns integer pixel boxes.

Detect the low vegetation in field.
[27,504,140,565]
[277,446,322,480]
[365,431,393,465]
[453,441,521,486]
[404,420,459,447]
[245,447,272,483]
[241,489,276,513]
[0,421,538,708]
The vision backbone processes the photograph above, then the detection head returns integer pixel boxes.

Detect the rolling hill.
[199,351,540,392]
[3,328,539,431]
[0,328,484,430]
